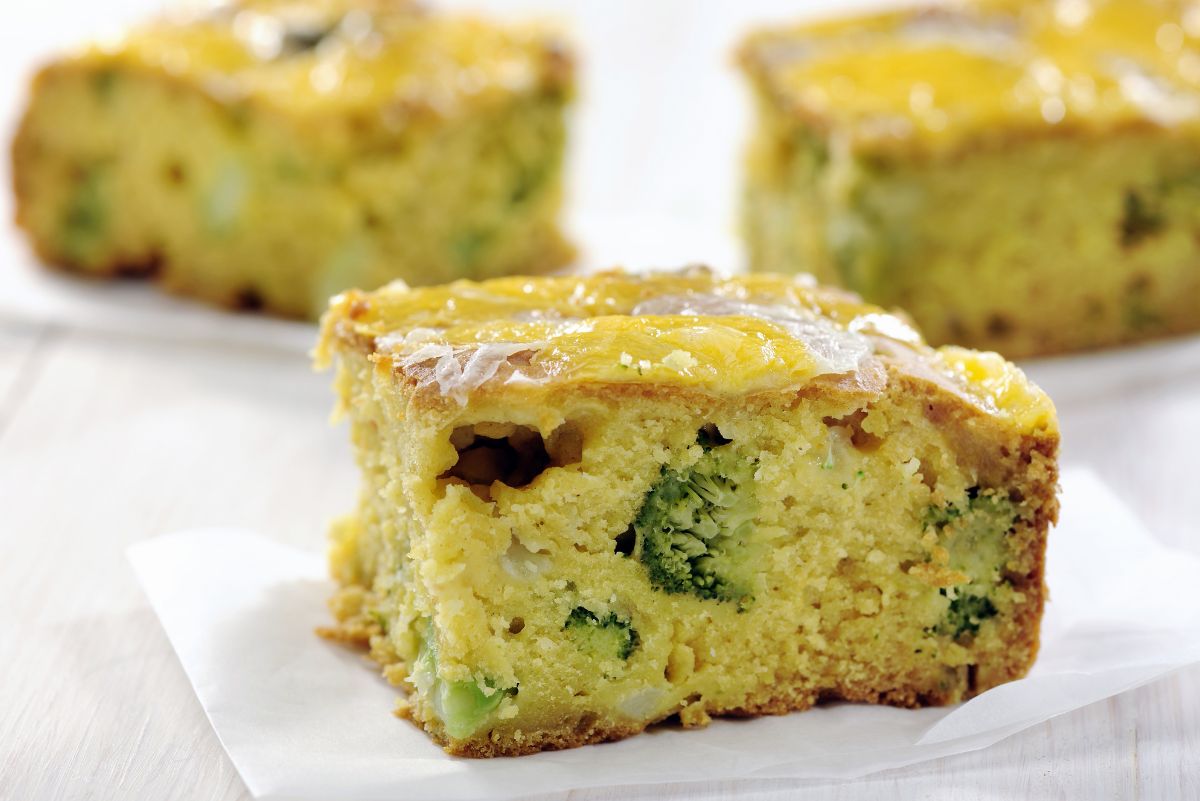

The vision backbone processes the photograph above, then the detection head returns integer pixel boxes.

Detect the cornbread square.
[317,267,1059,756]
[12,0,573,318]
[740,0,1200,358]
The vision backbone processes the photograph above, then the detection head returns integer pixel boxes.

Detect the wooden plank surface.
[0,326,351,801]
[0,320,49,435]
[1,324,1197,801]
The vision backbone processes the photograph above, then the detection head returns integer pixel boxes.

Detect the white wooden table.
[3,0,1200,797]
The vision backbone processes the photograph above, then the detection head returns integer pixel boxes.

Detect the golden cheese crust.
[37,0,572,131]
[318,267,1057,428]
[739,0,1200,158]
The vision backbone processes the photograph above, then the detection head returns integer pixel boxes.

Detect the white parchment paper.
[128,469,1200,801]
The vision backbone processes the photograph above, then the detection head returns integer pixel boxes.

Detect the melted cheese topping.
[318,268,1056,430]
[69,0,570,120]
[741,0,1200,154]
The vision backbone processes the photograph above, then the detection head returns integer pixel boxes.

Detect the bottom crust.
[407,670,1022,758]
[322,594,1041,759]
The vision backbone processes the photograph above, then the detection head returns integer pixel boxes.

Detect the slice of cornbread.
[316,267,1059,757]
[740,0,1200,358]
[12,0,573,318]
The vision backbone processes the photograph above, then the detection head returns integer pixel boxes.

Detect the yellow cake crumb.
[318,267,1059,756]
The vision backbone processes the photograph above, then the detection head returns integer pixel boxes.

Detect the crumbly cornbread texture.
[740,0,1200,358]
[317,268,1059,756]
[12,0,573,318]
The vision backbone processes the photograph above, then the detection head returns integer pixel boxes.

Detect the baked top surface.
[318,268,1056,429]
[52,0,570,117]
[740,0,1200,152]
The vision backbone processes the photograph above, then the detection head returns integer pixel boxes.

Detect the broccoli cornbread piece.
[12,0,573,318]
[740,0,1200,358]
[316,267,1059,756]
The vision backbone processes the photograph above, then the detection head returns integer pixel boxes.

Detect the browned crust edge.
[390,609,1048,759]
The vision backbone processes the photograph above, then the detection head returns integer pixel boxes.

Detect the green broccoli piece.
[1120,189,1165,248]
[59,165,108,261]
[827,162,919,300]
[411,623,513,739]
[632,438,759,604]
[436,676,509,740]
[926,490,1018,583]
[510,157,553,205]
[939,591,998,638]
[564,606,639,661]
[90,69,118,102]
[924,489,1018,640]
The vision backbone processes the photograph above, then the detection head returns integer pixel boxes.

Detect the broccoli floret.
[939,591,998,638]
[1120,189,1165,248]
[436,676,509,740]
[510,157,553,205]
[90,69,118,102]
[924,489,1018,640]
[411,623,513,739]
[564,607,639,660]
[926,490,1017,581]
[632,438,759,604]
[60,165,108,261]
[828,164,919,298]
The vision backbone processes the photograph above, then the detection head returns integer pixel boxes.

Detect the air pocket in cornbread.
[316,267,1059,756]
[740,0,1200,357]
[12,0,573,318]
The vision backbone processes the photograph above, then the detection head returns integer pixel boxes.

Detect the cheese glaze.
[319,267,1056,429]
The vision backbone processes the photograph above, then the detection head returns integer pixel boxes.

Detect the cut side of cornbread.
[740,0,1200,358]
[316,267,1059,757]
[12,0,573,318]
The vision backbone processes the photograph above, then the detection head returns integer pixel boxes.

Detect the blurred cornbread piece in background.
[12,0,574,318]
[317,267,1058,756]
[740,0,1200,358]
